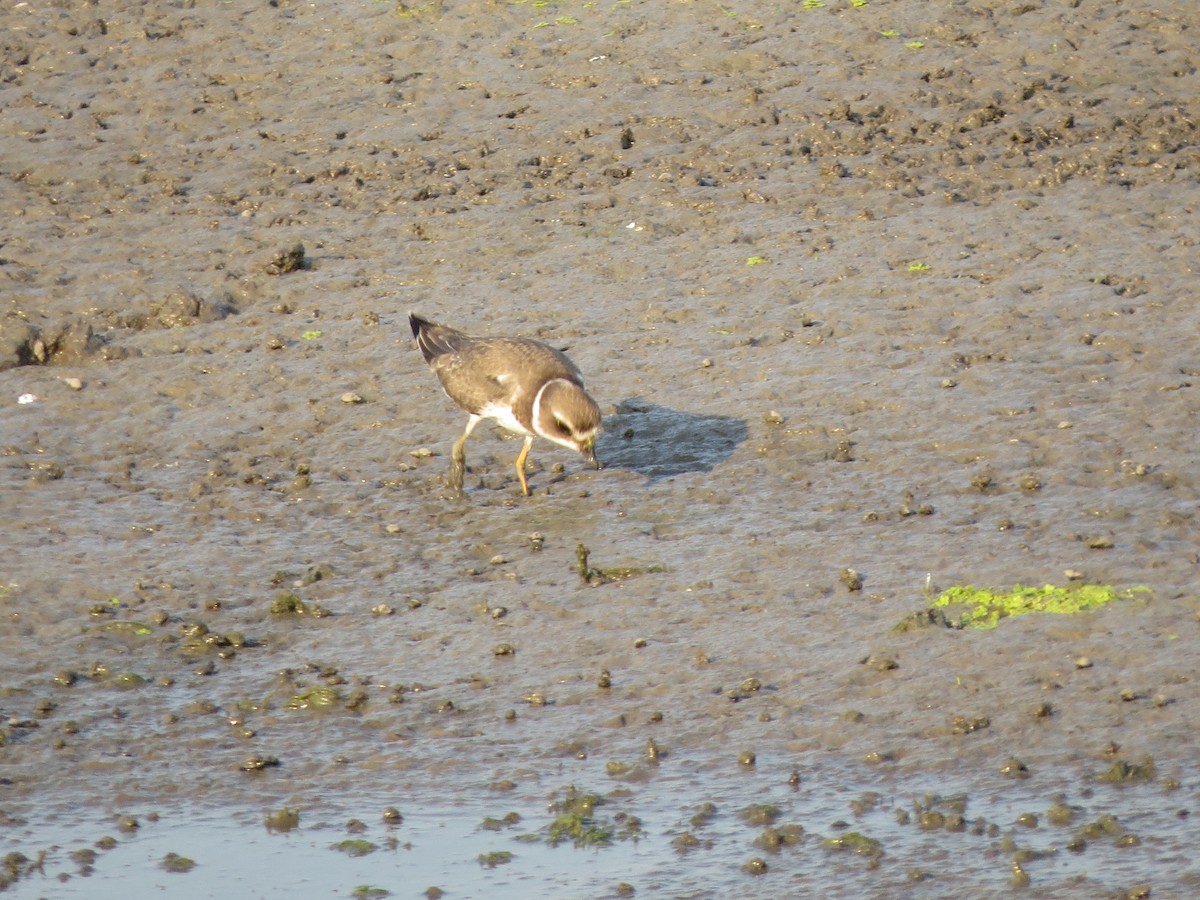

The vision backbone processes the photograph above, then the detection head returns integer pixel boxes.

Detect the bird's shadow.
[596,397,748,481]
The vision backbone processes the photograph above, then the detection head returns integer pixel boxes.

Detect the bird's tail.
[409,313,468,364]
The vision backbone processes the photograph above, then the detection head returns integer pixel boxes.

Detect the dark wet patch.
[598,399,748,480]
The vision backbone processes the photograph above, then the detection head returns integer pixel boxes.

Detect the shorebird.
[409,313,602,496]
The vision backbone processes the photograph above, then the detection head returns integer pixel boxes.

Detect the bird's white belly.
[478,400,531,436]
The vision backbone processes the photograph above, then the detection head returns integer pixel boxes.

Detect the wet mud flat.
[2,0,1199,896]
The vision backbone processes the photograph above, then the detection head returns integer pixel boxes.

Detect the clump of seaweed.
[576,543,664,585]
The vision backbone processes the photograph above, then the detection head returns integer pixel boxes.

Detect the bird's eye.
[555,420,572,436]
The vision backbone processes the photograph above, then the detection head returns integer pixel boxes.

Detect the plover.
[410,313,602,496]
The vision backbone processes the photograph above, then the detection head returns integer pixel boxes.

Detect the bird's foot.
[448,460,466,495]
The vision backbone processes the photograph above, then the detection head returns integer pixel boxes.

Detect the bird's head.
[536,380,603,468]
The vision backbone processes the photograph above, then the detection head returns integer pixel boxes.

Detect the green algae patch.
[332,839,378,857]
[548,813,613,848]
[477,850,513,868]
[548,788,613,848]
[917,584,1148,630]
[822,831,883,858]
[480,812,522,831]
[542,785,642,848]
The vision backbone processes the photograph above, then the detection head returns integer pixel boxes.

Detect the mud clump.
[116,289,236,331]
[0,318,108,370]
[265,243,309,275]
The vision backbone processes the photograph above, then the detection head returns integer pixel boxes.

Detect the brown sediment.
[0,0,1197,895]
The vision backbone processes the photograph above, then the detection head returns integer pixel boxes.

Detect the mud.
[2,1,1198,896]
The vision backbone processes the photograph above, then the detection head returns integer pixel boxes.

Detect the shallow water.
[4,763,1198,899]
[3,0,1199,895]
